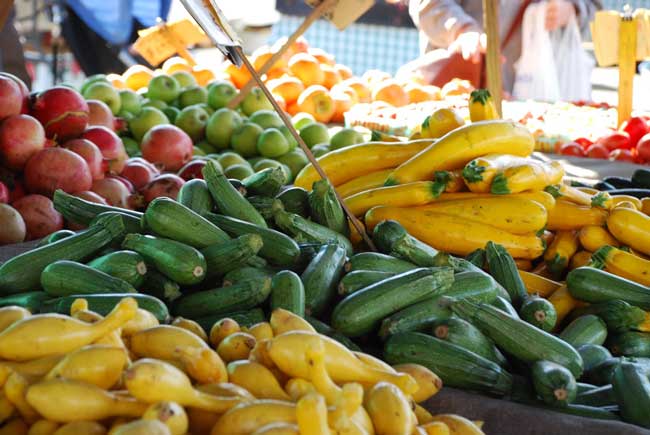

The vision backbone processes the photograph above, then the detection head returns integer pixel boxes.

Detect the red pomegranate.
[86,99,115,129]
[140,125,193,171]
[91,177,131,208]
[63,138,106,180]
[0,114,46,170]
[0,72,29,114]
[75,190,108,204]
[24,147,92,195]
[0,182,9,204]
[0,76,23,120]
[12,194,64,240]
[31,87,89,141]
[121,161,157,190]
[81,126,128,174]
[178,159,207,180]
[141,174,185,203]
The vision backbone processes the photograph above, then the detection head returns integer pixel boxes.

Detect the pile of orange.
[112,57,220,92]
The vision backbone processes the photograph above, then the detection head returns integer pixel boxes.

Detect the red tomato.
[621,116,650,147]
[597,131,632,150]
[559,142,586,157]
[637,133,650,163]
[586,144,610,159]
[609,149,636,163]
[574,137,593,150]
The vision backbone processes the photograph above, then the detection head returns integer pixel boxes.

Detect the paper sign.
[178,0,244,65]
[305,0,374,30]
[133,19,208,66]
[591,9,650,67]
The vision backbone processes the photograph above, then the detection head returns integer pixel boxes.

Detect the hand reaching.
[449,31,487,64]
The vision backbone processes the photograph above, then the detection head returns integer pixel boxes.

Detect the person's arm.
[409,0,480,49]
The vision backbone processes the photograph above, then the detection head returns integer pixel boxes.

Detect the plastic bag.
[550,12,594,101]
[513,2,561,101]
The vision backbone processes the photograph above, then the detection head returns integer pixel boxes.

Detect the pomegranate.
[140,125,193,171]
[596,131,632,151]
[0,114,46,170]
[121,161,157,190]
[0,76,23,120]
[141,174,185,203]
[0,72,29,114]
[637,134,650,163]
[12,194,64,240]
[81,126,128,174]
[126,157,160,173]
[63,138,105,180]
[108,174,134,193]
[609,149,636,163]
[9,180,25,203]
[0,182,9,204]
[178,159,207,180]
[86,99,114,129]
[43,138,56,148]
[31,87,89,141]
[24,148,92,195]
[586,144,609,159]
[74,190,108,204]
[558,142,585,157]
[91,177,131,208]
[0,204,26,245]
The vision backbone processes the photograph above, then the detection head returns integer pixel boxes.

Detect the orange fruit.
[363,69,392,87]
[335,64,353,80]
[308,48,335,66]
[321,64,342,89]
[286,101,300,116]
[225,62,252,89]
[162,56,192,74]
[405,84,441,103]
[331,91,353,123]
[288,53,324,87]
[122,65,154,91]
[441,79,474,97]
[107,73,126,89]
[422,108,465,139]
[265,67,288,81]
[341,78,371,103]
[331,84,359,104]
[371,80,409,107]
[297,85,335,123]
[252,47,287,72]
[192,66,216,86]
[267,76,305,105]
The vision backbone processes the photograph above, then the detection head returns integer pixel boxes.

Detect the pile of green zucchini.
[1,158,650,428]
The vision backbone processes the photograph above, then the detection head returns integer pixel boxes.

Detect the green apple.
[80,74,109,95]
[129,106,169,142]
[253,159,291,181]
[249,110,283,129]
[119,89,142,115]
[193,146,206,156]
[195,140,218,155]
[299,122,329,148]
[147,75,181,103]
[240,87,273,116]
[218,151,248,169]
[207,81,238,109]
[197,103,215,116]
[279,125,298,151]
[162,106,180,123]
[231,122,264,158]
[142,99,167,110]
[121,136,141,157]
[310,144,331,157]
[276,149,308,178]
[83,82,121,115]
[178,85,208,108]
[175,106,209,142]
[171,71,197,88]
[293,112,315,130]
[257,128,289,158]
[330,127,364,150]
[205,108,243,150]
[224,163,254,180]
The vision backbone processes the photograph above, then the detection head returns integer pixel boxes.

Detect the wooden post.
[617,10,637,127]
[157,18,198,67]
[483,0,503,116]
[227,0,338,109]
[233,45,376,250]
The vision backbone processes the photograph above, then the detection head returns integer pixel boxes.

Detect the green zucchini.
[87,250,148,288]
[559,315,608,347]
[453,258,511,302]
[0,213,125,294]
[307,179,348,237]
[304,316,361,351]
[177,178,215,216]
[194,308,266,331]
[531,360,577,407]
[40,293,169,322]
[465,248,486,268]
[519,296,557,332]
[567,267,650,309]
[384,332,513,396]
[451,299,584,377]
[613,360,650,427]
[143,197,230,248]
[205,214,301,267]
[223,267,274,287]
[301,244,346,316]
[344,252,417,274]
[52,189,142,226]
[0,292,50,312]
[270,270,305,317]
[200,234,263,279]
[37,229,76,247]
[485,241,527,307]
[574,384,616,407]
[577,344,612,373]
[247,196,283,221]
[276,187,309,217]
[203,160,267,228]
[491,296,520,318]
[243,167,286,197]
[372,220,448,267]
[91,212,142,244]
[632,169,650,189]
[140,270,182,304]
[274,209,352,256]
[572,300,647,333]
[122,234,206,285]
[432,317,507,367]
[332,267,454,337]
[441,271,499,303]
[378,296,452,340]
[172,277,272,319]
[608,331,650,357]
[585,358,621,386]
[338,270,397,296]
[41,260,136,297]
